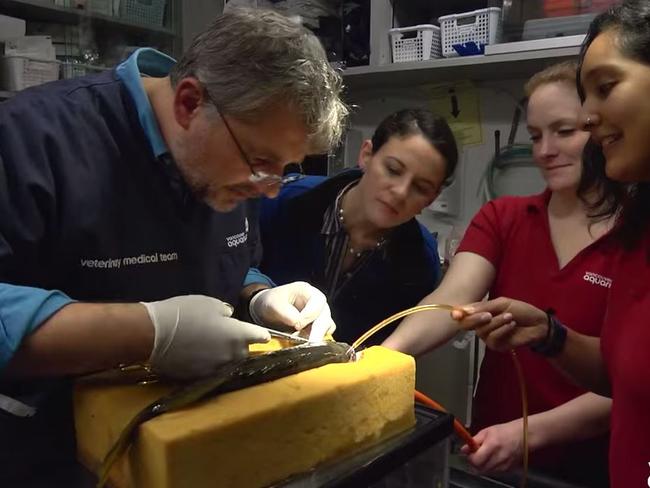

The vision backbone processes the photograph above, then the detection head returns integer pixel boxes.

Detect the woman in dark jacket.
[259,108,458,345]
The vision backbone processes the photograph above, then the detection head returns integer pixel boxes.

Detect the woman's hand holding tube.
[451,297,549,352]
[461,420,524,474]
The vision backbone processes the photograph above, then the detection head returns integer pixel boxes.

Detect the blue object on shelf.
[452,42,485,56]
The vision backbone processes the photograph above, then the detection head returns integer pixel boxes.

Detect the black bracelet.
[530,308,567,357]
[234,287,269,321]
[247,287,268,312]
[245,287,270,323]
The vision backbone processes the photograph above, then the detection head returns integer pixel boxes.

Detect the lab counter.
[450,457,594,488]
[22,459,596,488]
[16,405,593,488]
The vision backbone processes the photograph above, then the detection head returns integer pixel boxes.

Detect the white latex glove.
[141,295,271,379]
[248,282,336,342]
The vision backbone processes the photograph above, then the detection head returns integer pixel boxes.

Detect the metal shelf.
[343,46,581,91]
[0,0,175,37]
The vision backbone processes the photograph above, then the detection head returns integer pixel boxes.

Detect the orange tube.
[414,389,479,452]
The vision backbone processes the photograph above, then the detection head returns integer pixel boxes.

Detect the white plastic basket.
[120,0,166,27]
[389,24,441,63]
[87,0,114,16]
[0,56,59,91]
[439,7,501,58]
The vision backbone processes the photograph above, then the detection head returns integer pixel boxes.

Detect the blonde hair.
[524,60,579,97]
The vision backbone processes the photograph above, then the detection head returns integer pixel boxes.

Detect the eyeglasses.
[215,103,292,188]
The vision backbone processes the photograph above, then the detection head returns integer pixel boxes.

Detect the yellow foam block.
[74,346,415,488]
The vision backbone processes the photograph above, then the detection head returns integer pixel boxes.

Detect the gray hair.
[170,7,348,154]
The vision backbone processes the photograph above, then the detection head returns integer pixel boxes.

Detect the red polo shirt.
[600,227,650,488]
[457,191,617,483]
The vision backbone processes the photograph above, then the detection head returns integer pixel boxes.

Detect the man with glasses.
[0,8,346,483]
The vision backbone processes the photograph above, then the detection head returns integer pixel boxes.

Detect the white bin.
[389,24,441,63]
[439,8,501,58]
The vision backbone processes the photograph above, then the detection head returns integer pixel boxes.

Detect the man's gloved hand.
[141,295,270,379]
[248,282,336,342]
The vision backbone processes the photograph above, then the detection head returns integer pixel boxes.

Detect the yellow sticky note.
[428,80,482,146]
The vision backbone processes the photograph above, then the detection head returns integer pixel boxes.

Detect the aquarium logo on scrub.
[583,271,612,288]
[226,218,249,248]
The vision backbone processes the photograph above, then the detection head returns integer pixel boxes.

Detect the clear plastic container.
[280,405,453,487]
[501,0,617,42]
[543,0,617,17]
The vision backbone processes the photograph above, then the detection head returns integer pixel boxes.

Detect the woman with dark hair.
[454,2,650,486]
[258,108,458,345]
[384,62,617,486]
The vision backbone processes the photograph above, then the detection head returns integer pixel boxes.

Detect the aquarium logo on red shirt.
[583,271,612,288]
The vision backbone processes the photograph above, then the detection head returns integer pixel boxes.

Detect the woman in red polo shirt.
[452,3,650,487]
[383,61,620,486]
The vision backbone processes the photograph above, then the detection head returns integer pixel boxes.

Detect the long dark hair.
[577,0,650,246]
[371,109,459,186]
[577,139,627,223]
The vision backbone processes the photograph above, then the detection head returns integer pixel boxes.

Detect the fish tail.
[96,406,157,487]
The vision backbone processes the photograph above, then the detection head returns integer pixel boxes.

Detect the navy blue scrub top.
[0,48,267,306]
[0,48,272,485]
